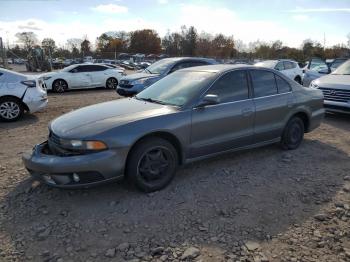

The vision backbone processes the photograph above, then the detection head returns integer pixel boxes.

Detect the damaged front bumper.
[22,141,126,188]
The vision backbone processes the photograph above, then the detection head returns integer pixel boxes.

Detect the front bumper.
[116,87,138,97]
[22,141,125,188]
[324,100,350,114]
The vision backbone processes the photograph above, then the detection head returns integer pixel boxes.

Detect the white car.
[41,64,125,93]
[255,59,303,84]
[0,68,48,122]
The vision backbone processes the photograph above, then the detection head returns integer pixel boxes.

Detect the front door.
[190,70,255,158]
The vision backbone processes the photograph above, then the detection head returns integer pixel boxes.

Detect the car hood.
[122,72,159,81]
[39,71,59,78]
[50,98,176,138]
[316,74,350,89]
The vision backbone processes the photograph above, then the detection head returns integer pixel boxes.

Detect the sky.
[0,0,349,50]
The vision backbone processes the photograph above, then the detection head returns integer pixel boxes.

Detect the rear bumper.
[324,100,350,114]
[22,141,125,188]
[308,108,325,132]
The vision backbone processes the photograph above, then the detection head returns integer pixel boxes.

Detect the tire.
[126,137,178,192]
[106,77,118,89]
[294,76,302,85]
[281,117,304,150]
[0,97,24,122]
[52,79,68,93]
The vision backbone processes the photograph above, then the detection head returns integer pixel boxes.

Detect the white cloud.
[92,4,128,14]
[292,14,309,22]
[158,0,168,4]
[288,8,350,13]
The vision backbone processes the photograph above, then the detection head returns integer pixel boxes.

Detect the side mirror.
[196,94,220,108]
[318,68,330,74]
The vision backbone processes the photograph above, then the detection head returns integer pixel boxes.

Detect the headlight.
[61,139,108,151]
[131,78,148,85]
[309,81,319,89]
[43,76,52,81]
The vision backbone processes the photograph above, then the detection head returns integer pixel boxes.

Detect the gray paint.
[23,64,325,188]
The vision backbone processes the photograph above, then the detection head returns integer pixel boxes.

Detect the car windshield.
[144,59,176,74]
[331,60,347,69]
[255,61,277,68]
[332,60,350,75]
[135,71,215,106]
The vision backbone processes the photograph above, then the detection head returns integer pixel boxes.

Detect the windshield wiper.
[135,97,167,105]
[144,68,152,74]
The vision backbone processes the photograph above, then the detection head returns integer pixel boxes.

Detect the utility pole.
[0,37,8,68]
[323,32,326,50]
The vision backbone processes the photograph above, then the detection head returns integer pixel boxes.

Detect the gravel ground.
[0,89,350,262]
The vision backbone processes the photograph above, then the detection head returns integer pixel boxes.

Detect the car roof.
[180,64,256,73]
[160,57,217,63]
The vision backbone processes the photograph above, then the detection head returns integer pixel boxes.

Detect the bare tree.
[15,32,38,52]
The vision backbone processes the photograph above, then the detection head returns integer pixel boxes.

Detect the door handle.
[241,108,254,116]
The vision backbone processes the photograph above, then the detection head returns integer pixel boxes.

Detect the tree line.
[7,26,350,62]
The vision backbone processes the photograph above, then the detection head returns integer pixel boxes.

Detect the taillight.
[21,80,36,88]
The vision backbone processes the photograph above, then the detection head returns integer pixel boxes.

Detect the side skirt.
[184,137,281,164]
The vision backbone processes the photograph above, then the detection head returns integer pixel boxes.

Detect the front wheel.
[106,77,118,89]
[281,117,304,150]
[126,137,178,192]
[52,79,68,93]
[0,97,24,122]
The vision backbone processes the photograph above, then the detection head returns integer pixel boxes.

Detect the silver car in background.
[23,65,324,192]
[310,59,350,114]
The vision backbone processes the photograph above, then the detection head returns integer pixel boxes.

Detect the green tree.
[129,29,161,54]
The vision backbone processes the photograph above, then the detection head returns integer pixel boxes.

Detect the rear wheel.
[281,117,304,150]
[0,97,24,122]
[126,137,178,192]
[106,77,118,89]
[53,79,68,93]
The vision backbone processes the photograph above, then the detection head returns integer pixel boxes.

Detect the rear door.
[190,70,255,158]
[249,69,294,143]
[89,65,109,87]
[68,65,93,88]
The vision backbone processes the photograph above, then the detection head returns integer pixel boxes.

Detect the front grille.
[119,80,133,89]
[319,87,350,103]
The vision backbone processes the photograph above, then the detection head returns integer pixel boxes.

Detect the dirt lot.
[1,89,350,262]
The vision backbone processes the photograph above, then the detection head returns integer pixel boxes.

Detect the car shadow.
[324,112,350,132]
[0,139,349,261]
[0,113,38,129]
[47,87,116,96]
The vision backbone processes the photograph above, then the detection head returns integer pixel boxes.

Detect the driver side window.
[207,70,249,103]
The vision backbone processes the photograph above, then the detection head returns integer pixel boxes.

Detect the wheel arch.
[0,95,29,112]
[289,111,310,133]
[126,131,184,168]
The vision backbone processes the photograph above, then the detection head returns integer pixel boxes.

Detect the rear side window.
[250,70,278,98]
[283,61,294,69]
[275,74,291,93]
[0,72,3,78]
[208,70,249,103]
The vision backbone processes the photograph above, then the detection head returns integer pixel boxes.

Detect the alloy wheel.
[54,80,67,92]
[0,101,20,120]
[107,78,118,89]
